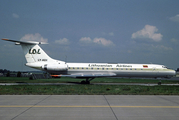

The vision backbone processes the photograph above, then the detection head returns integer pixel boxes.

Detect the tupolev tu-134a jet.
[1,38,176,84]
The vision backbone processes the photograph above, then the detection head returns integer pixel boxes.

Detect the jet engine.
[42,63,68,71]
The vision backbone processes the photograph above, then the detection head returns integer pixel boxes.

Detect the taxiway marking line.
[0,106,179,108]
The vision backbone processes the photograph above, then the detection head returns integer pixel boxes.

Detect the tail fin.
[21,44,55,63]
[1,38,57,63]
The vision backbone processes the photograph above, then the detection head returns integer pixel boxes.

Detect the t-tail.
[1,38,68,74]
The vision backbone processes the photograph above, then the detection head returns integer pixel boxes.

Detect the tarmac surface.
[0,95,179,120]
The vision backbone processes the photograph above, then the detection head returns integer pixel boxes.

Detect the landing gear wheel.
[81,80,90,84]
[81,80,86,84]
[158,82,161,85]
[86,81,90,84]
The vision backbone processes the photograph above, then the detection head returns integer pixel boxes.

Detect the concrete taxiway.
[0,95,179,120]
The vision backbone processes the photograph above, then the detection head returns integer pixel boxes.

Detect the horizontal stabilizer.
[1,38,47,45]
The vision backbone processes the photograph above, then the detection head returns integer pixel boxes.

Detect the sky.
[0,0,179,71]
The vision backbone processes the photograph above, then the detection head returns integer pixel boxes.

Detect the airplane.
[1,38,176,84]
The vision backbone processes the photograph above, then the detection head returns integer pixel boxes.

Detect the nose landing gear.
[158,81,161,85]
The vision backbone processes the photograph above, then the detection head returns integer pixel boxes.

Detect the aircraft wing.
[51,73,116,78]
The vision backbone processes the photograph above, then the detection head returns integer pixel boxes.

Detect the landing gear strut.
[81,78,95,84]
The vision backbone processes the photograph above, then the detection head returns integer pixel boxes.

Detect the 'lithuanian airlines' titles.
[116,65,132,68]
[88,64,132,68]
[88,64,112,67]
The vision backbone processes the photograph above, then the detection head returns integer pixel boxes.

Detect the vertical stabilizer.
[21,44,55,63]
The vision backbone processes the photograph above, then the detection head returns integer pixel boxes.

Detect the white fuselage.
[26,62,176,78]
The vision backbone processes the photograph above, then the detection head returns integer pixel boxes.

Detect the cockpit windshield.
[162,66,167,69]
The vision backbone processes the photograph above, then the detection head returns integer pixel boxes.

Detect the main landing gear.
[81,78,95,84]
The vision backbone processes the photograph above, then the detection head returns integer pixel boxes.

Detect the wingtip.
[2,38,9,40]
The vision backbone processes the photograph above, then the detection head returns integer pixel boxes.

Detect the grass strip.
[0,77,178,84]
[0,85,179,95]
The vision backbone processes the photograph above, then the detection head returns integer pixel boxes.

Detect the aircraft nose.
[171,70,176,76]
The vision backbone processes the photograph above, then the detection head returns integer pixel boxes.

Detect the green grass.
[0,85,179,95]
[0,77,178,84]
[0,77,179,95]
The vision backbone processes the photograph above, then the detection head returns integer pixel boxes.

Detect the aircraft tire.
[81,80,86,84]
[81,80,90,84]
[158,82,161,85]
[86,81,90,84]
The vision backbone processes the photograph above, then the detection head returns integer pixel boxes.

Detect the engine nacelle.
[42,64,68,71]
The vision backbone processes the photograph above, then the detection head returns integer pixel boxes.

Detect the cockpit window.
[162,66,167,68]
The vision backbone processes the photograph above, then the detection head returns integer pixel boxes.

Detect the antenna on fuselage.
[65,55,67,64]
